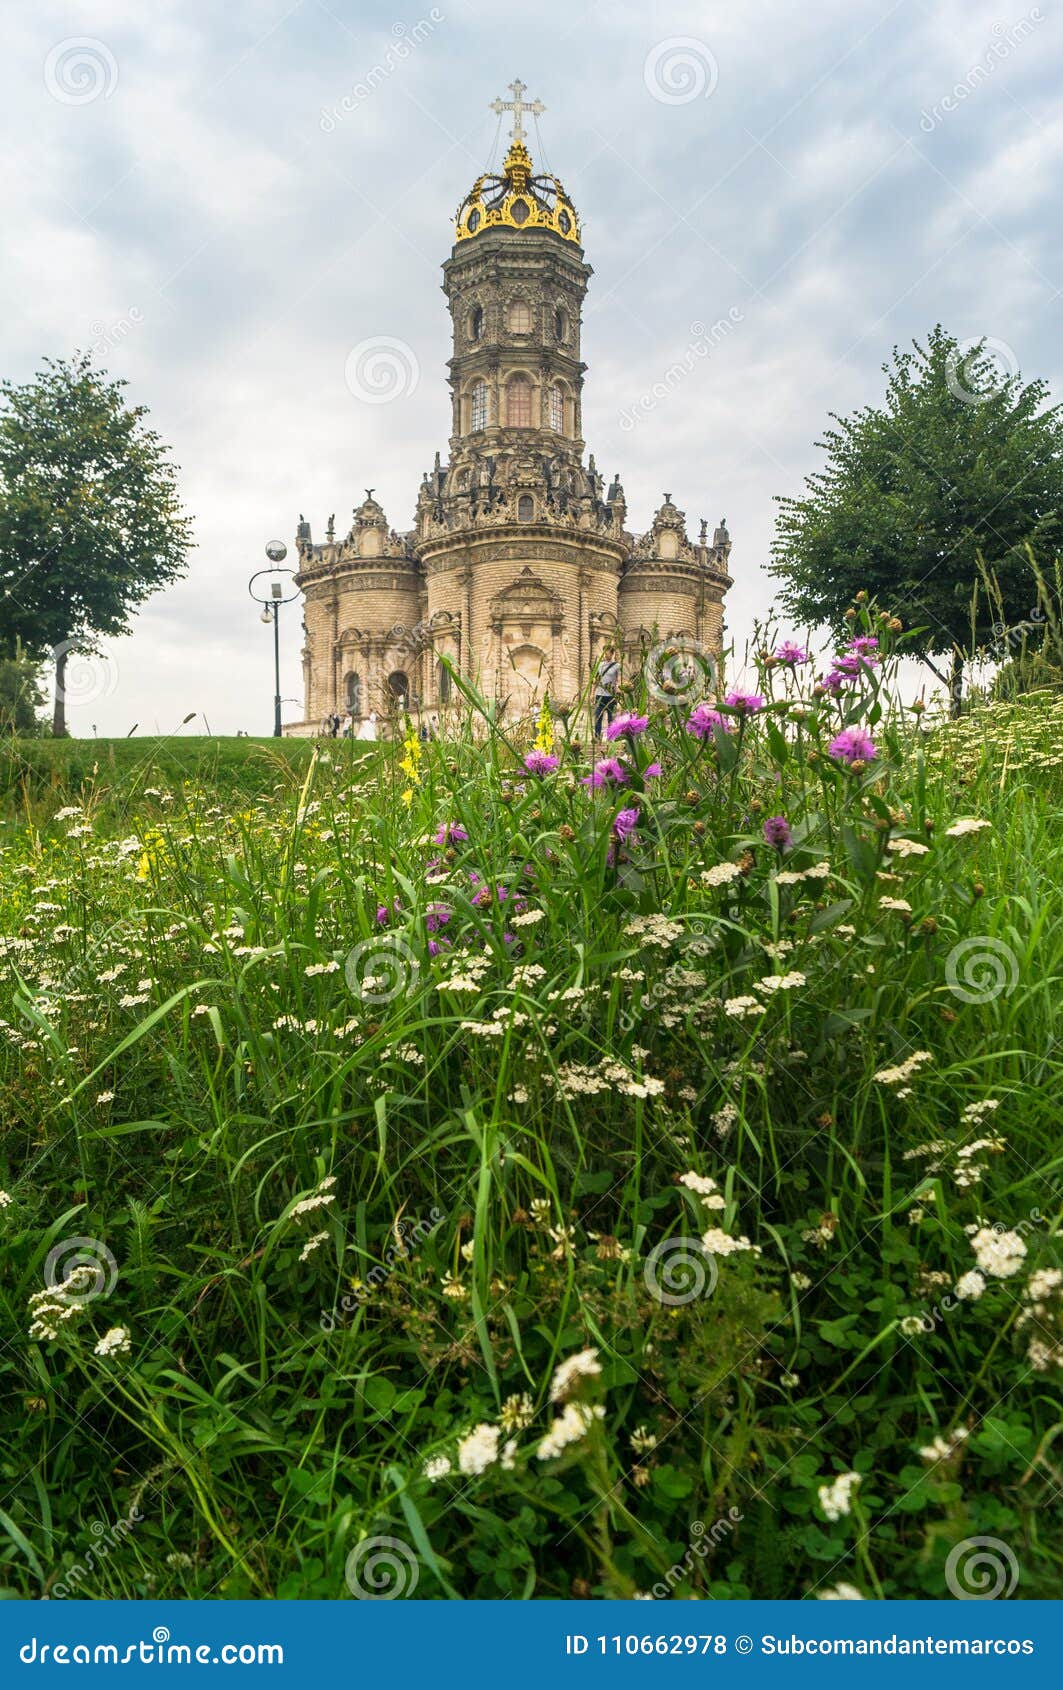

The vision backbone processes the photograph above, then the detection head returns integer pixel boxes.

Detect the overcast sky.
[5,0,1061,734]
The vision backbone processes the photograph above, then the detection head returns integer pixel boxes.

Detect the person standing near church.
[593,647,620,739]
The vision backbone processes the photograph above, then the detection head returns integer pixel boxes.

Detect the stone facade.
[289,127,732,734]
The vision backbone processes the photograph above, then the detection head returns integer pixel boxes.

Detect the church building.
[290,83,732,731]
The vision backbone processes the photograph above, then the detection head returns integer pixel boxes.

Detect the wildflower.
[605,712,649,740]
[457,1423,501,1476]
[887,838,930,858]
[631,1425,657,1453]
[613,806,640,843]
[299,1232,329,1262]
[818,1471,861,1522]
[499,1392,535,1433]
[817,1583,865,1600]
[582,758,628,788]
[685,704,731,741]
[953,1270,986,1301]
[918,1427,969,1463]
[304,960,340,976]
[702,861,743,888]
[945,817,991,837]
[773,641,809,665]
[537,1402,605,1460]
[94,1326,132,1358]
[701,1226,760,1257]
[724,689,764,714]
[95,1091,115,1105]
[432,822,469,846]
[968,1226,1026,1279]
[524,750,560,775]
[899,1316,925,1336]
[756,971,807,993]
[763,815,792,849]
[791,1271,812,1290]
[724,995,763,1019]
[441,1271,467,1300]
[549,1347,602,1403]
[878,896,912,914]
[873,1050,932,1085]
[0,1190,10,1209]
[678,1171,720,1197]
[532,696,556,754]
[828,727,877,767]
[423,1455,452,1481]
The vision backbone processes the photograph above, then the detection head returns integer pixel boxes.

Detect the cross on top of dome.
[489,79,546,144]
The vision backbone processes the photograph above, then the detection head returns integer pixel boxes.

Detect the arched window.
[555,307,566,343]
[506,376,532,428]
[387,670,410,704]
[344,672,362,715]
[517,494,534,521]
[470,379,488,432]
[469,304,483,342]
[548,385,564,432]
[508,299,532,333]
[438,661,451,703]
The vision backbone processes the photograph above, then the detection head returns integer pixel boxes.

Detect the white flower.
[0,1190,12,1209]
[299,1231,329,1262]
[945,818,991,837]
[549,1347,602,1403]
[701,1227,760,1258]
[878,896,912,914]
[457,1422,501,1475]
[953,1269,986,1301]
[873,1050,933,1086]
[304,960,340,976]
[511,909,545,926]
[887,838,931,857]
[423,1455,452,1481]
[701,862,742,888]
[537,1402,605,1460]
[899,1315,926,1336]
[94,1326,131,1358]
[918,1427,968,1463]
[756,971,807,993]
[818,1471,861,1521]
[969,1226,1026,1279]
[95,1091,115,1105]
[817,1582,865,1599]
[724,995,763,1019]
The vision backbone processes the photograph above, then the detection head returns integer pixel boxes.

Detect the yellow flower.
[533,695,555,754]
[398,719,422,789]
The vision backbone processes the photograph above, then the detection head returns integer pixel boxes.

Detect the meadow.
[0,606,1061,1602]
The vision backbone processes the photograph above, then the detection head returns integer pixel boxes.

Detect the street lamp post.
[248,543,300,738]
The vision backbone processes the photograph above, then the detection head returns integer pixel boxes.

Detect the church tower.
[291,82,732,732]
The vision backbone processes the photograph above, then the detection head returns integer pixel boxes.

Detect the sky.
[4,0,1061,735]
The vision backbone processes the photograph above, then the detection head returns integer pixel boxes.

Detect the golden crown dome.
[455,138,581,246]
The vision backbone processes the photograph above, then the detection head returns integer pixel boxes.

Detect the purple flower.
[582,758,628,788]
[605,712,649,740]
[817,669,849,695]
[613,806,640,842]
[524,750,560,775]
[763,815,792,850]
[725,689,765,714]
[375,903,390,926]
[774,641,809,665]
[685,704,731,741]
[425,903,451,933]
[644,761,662,779]
[828,727,877,766]
[433,822,469,846]
[847,634,879,656]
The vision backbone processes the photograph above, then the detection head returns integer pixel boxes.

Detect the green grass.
[1,615,1061,1601]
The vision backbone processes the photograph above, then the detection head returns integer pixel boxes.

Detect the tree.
[0,354,192,734]
[770,327,1063,709]
[0,644,46,736]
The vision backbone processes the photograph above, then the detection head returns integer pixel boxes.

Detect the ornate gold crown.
[455,139,581,245]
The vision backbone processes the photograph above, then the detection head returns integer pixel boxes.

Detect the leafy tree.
[0,644,46,736]
[0,354,192,734]
[770,327,1063,708]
